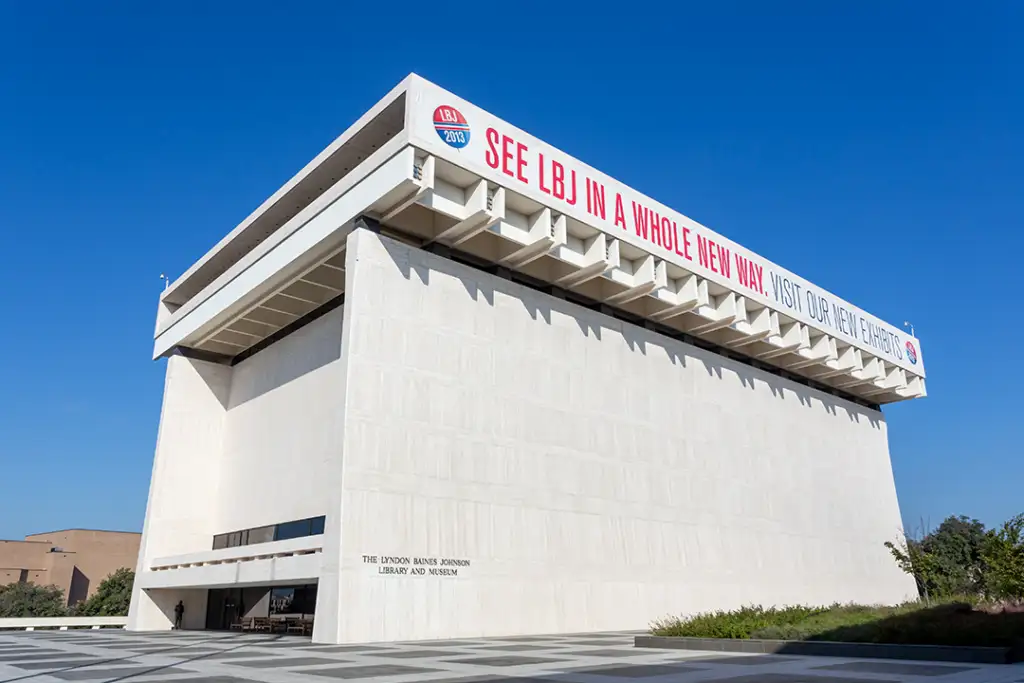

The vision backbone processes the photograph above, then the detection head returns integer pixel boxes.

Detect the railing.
[0,616,127,631]
[149,534,323,571]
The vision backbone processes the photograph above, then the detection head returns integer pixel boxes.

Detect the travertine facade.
[130,230,916,641]
[319,231,916,642]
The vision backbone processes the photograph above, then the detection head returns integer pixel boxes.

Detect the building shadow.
[378,233,885,432]
[67,567,89,608]
[227,308,343,408]
[789,602,1024,655]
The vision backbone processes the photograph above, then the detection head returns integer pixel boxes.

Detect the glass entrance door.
[205,584,317,630]
[205,588,244,630]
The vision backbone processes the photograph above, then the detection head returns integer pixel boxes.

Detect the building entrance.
[205,584,317,633]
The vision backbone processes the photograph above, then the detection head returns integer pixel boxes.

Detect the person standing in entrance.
[173,601,184,629]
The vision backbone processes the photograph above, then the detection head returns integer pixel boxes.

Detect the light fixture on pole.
[903,321,915,336]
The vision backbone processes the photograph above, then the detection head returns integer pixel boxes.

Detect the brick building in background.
[0,529,140,606]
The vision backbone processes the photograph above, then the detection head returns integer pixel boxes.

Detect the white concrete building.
[128,74,925,642]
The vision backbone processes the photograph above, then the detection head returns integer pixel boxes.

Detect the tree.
[886,533,940,602]
[887,515,988,600]
[980,514,1024,602]
[71,568,134,617]
[0,582,67,618]
[923,516,988,597]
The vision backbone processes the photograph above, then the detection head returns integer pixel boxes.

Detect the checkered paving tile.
[0,629,1016,683]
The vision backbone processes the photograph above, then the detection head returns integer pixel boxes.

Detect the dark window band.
[213,515,325,550]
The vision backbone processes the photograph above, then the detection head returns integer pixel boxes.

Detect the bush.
[750,604,904,640]
[651,605,826,639]
[981,514,1024,602]
[651,599,1024,648]
[886,512,1024,603]
[885,516,988,601]
[70,568,134,617]
[0,583,67,618]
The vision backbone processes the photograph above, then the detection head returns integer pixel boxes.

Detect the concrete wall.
[217,306,344,533]
[135,588,208,630]
[316,230,916,643]
[129,355,232,630]
[129,308,343,631]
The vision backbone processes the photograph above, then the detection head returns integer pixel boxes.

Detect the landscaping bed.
[644,602,1024,664]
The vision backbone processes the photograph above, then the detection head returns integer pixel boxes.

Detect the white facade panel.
[129,310,344,632]
[128,355,232,630]
[217,306,345,532]
[315,230,916,643]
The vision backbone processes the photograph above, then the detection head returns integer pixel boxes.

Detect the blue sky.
[0,2,1020,540]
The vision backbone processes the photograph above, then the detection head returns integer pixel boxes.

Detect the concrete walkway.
[0,629,1020,683]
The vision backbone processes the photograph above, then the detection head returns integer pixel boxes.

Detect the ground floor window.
[269,584,317,617]
[206,583,317,634]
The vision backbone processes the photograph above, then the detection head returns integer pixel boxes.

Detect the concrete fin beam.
[604,256,666,305]
[834,353,883,388]
[833,374,870,389]
[691,292,740,334]
[381,155,435,221]
[556,234,617,288]
[897,375,927,398]
[860,355,884,382]
[788,334,837,369]
[498,208,563,268]
[862,366,906,396]
[649,275,706,322]
[726,305,776,348]
[416,177,473,220]
[811,344,860,379]
[487,183,506,219]
[756,321,807,359]
[876,365,907,391]
[434,181,504,246]
[551,213,568,244]
[194,245,347,350]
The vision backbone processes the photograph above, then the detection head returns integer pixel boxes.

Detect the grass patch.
[651,600,1024,648]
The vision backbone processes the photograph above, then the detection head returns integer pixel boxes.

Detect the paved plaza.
[0,629,1021,683]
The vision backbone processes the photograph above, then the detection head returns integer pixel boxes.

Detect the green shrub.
[651,605,826,639]
[885,513,1024,603]
[981,514,1024,602]
[650,599,1024,648]
[0,583,67,618]
[70,568,134,617]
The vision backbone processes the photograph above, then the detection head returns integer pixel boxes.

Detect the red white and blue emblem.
[433,105,470,149]
[905,341,918,365]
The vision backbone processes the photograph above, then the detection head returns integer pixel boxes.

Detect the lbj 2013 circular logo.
[905,341,918,365]
[433,105,470,149]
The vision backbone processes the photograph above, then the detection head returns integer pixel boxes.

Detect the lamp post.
[903,321,915,337]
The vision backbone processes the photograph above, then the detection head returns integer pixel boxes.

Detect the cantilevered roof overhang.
[153,74,926,405]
